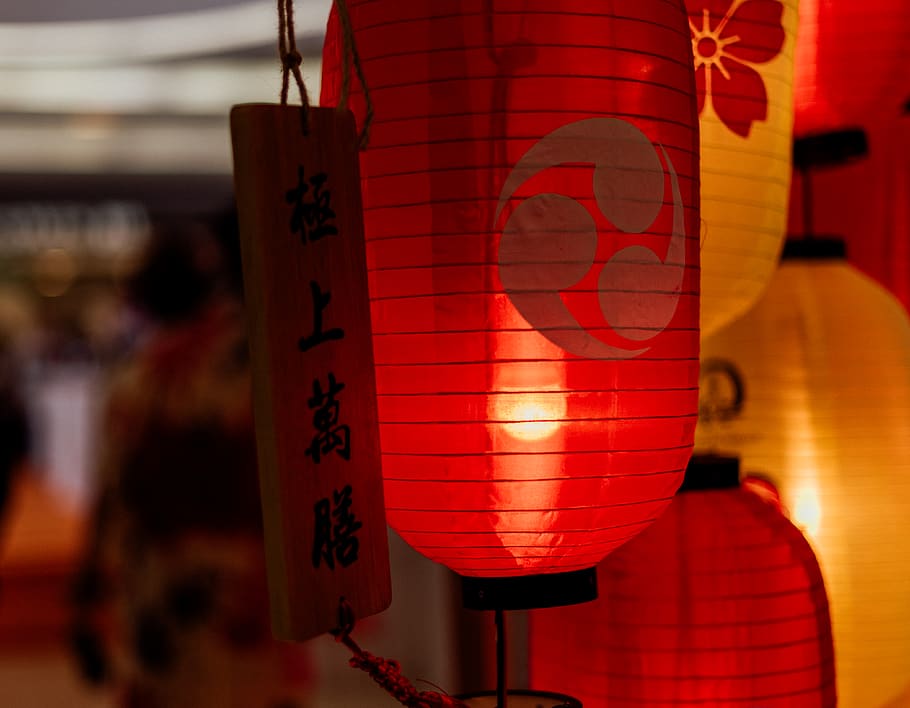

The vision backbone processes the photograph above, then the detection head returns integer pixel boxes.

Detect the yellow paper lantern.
[697,239,910,708]
[689,0,799,337]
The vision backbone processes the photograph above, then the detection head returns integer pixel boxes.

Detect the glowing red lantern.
[794,0,910,135]
[321,2,700,588]
[529,455,837,707]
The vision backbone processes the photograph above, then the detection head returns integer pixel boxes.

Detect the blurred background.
[0,3,477,707]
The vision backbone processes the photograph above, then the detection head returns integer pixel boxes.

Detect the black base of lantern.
[781,237,846,260]
[455,690,582,707]
[461,567,596,611]
[679,454,740,493]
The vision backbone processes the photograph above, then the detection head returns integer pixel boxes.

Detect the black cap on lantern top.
[678,454,741,493]
[793,128,868,170]
[781,237,847,260]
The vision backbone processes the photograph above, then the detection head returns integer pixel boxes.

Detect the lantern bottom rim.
[455,690,581,707]
[461,567,596,611]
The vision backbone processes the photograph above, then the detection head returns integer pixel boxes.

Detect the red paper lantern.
[321,1,700,585]
[529,456,837,707]
[794,0,910,135]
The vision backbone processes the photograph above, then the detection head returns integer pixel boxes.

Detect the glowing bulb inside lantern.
[492,389,568,442]
[489,346,568,443]
[793,485,822,538]
[502,396,564,440]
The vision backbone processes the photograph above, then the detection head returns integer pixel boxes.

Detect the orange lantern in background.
[529,455,836,707]
[690,0,799,337]
[794,0,910,135]
[698,239,910,707]
[321,1,700,598]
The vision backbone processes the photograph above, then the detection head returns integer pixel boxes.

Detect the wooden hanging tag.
[230,104,391,642]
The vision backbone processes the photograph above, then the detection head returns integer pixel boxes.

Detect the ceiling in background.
[0,1,330,65]
[0,0,255,23]
[0,0,329,176]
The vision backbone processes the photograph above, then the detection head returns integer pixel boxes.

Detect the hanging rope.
[333,599,467,708]
[277,0,310,111]
[334,0,373,149]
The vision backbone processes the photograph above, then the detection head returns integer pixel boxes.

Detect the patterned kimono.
[73,303,312,708]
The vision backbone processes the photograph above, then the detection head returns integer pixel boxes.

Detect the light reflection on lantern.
[493,389,566,442]
[490,307,567,444]
[793,484,822,538]
[784,387,824,538]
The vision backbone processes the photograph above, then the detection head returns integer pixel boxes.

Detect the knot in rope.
[281,48,302,70]
[277,0,309,109]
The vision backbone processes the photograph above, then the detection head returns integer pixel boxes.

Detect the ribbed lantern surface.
[698,245,910,706]
[321,2,701,577]
[689,0,799,337]
[529,460,836,707]
[794,0,910,135]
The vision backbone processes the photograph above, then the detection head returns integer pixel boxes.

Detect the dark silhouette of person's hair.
[0,352,29,522]
[124,221,219,325]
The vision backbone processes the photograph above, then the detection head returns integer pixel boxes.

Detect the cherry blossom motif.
[689,0,785,137]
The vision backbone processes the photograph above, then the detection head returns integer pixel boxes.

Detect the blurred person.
[0,336,30,531]
[0,287,33,526]
[70,212,311,708]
